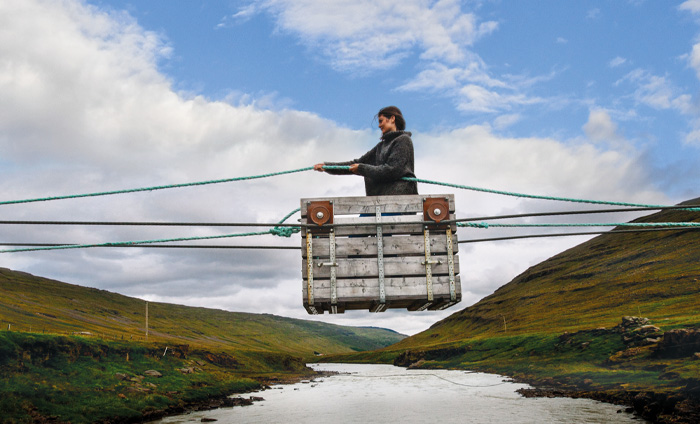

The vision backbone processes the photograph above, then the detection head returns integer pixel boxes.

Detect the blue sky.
[0,0,698,335]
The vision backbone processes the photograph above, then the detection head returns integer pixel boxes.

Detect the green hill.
[409,197,700,345]
[0,267,404,356]
[0,268,404,423]
[323,198,700,423]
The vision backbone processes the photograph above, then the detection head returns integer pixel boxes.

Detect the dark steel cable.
[458,227,699,244]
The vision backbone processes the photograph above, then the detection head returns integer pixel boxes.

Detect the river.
[157,363,644,423]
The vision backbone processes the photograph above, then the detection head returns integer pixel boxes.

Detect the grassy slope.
[396,199,700,346]
[0,268,404,423]
[0,268,405,357]
[320,200,700,422]
[0,331,311,423]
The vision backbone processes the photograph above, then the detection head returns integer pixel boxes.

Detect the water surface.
[158,363,643,423]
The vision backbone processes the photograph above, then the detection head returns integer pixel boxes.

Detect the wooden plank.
[302,222,456,237]
[304,296,460,313]
[303,255,460,279]
[301,215,457,236]
[301,194,454,216]
[302,276,461,308]
[302,233,459,258]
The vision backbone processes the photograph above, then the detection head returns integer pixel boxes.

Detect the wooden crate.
[301,194,461,314]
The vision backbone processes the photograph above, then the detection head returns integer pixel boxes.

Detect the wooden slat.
[302,233,459,258]
[303,276,461,304]
[300,214,457,236]
[301,194,454,216]
[302,222,456,237]
[303,255,460,279]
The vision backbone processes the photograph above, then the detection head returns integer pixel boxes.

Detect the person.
[314,106,418,196]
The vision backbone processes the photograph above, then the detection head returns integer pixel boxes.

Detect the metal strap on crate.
[305,232,317,314]
[422,227,437,302]
[446,227,456,302]
[329,230,338,313]
[419,196,451,310]
[372,205,386,312]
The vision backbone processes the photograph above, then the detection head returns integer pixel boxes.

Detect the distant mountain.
[0,268,405,356]
[393,197,700,347]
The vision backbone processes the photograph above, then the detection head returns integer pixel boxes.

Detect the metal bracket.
[423,227,434,302]
[416,301,433,311]
[423,197,450,226]
[446,227,456,302]
[329,231,337,308]
[305,232,317,314]
[371,303,387,313]
[376,206,386,307]
[307,200,333,234]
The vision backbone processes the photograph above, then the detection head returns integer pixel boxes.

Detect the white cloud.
[493,113,521,130]
[398,61,507,93]
[586,8,601,19]
[252,0,498,71]
[679,0,700,14]
[583,109,627,149]
[617,69,693,114]
[609,56,627,68]
[686,43,700,81]
[683,128,700,146]
[456,84,542,113]
[237,0,552,115]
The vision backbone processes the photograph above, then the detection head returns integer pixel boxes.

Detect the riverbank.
[513,378,700,423]
[0,332,320,423]
[141,370,344,423]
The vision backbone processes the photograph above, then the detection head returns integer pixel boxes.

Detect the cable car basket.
[301,194,461,314]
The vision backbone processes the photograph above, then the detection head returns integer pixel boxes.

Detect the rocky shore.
[516,386,700,424]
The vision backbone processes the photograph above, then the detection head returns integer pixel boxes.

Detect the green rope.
[1,164,694,212]
[0,167,314,206]
[320,165,351,170]
[0,208,301,253]
[458,222,700,229]
[269,207,302,237]
[326,166,697,211]
[402,177,700,211]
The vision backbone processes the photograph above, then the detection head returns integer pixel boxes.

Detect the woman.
[314,106,418,196]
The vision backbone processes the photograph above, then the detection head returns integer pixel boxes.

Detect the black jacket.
[325,131,418,196]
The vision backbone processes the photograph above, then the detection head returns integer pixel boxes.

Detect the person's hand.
[313,163,325,172]
[349,163,359,173]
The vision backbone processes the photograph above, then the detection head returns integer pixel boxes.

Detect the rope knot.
[270,226,301,238]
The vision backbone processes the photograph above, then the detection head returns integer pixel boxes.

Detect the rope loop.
[269,207,302,238]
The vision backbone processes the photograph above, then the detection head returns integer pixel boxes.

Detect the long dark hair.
[377,106,406,131]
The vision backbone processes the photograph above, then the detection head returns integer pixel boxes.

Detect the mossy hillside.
[0,331,312,424]
[400,201,700,348]
[0,266,404,422]
[0,268,405,358]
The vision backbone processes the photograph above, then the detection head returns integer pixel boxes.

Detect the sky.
[0,0,698,336]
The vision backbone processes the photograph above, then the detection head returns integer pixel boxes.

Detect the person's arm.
[316,144,378,175]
